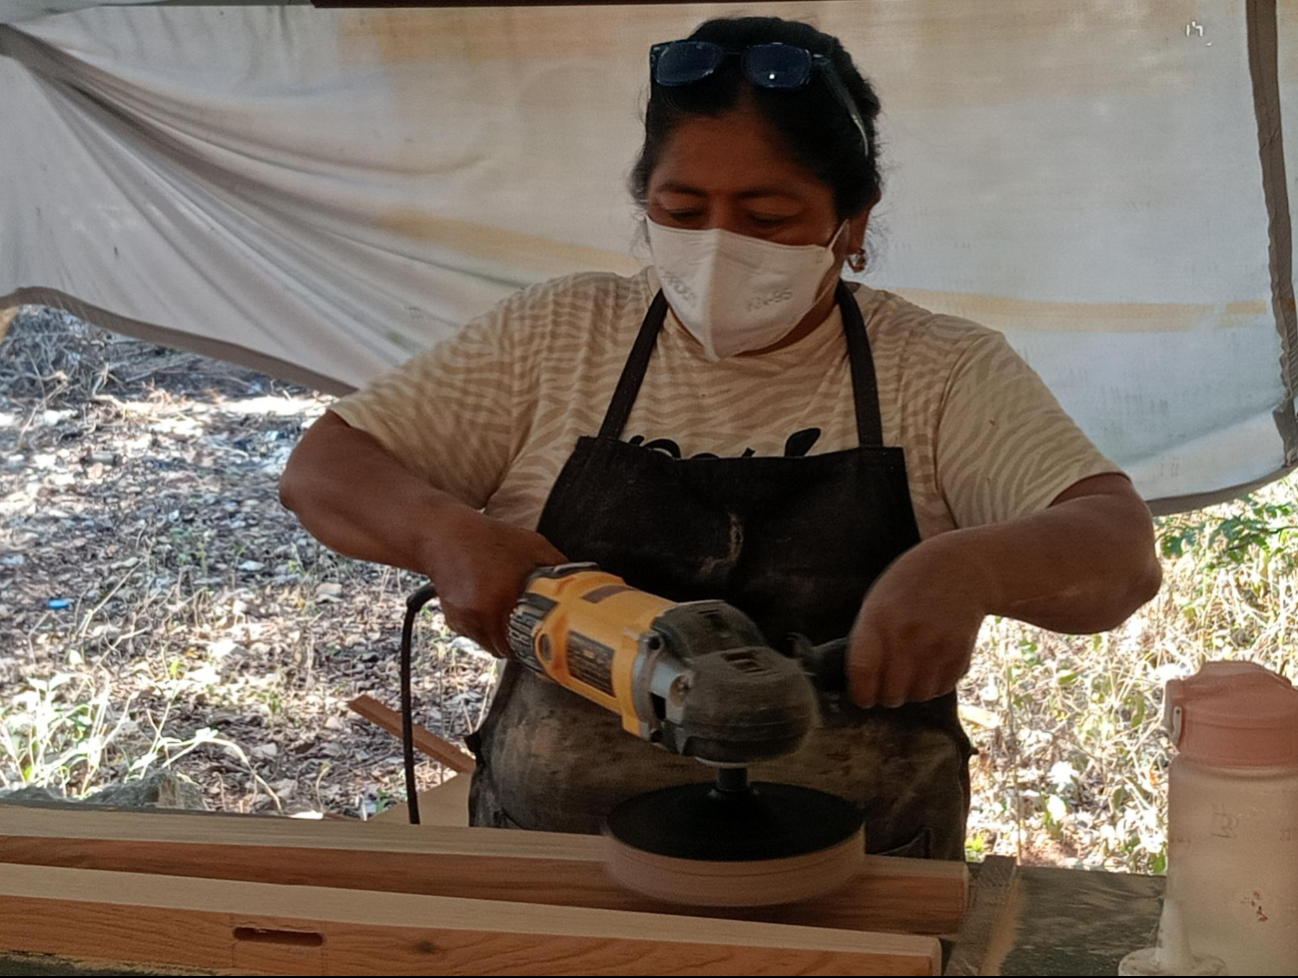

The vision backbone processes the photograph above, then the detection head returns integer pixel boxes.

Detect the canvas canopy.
[2,0,1296,513]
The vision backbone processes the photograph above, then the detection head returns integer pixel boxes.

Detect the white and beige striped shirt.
[331,267,1120,539]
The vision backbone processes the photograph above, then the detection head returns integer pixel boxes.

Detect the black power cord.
[400,582,440,825]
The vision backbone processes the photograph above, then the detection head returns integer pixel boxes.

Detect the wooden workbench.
[1000,866,1161,975]
[0,864,1163,976]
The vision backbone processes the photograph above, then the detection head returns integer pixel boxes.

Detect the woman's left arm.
[955,472,1161,632]
[847,473,1162,708]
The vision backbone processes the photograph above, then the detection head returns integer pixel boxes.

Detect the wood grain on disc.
[603,827,866,907]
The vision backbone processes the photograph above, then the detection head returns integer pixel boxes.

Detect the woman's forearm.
[281,412,567,654]
[951,475,1163,633]
[279,411,470,575]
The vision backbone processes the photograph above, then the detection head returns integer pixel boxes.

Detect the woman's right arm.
[279,410,565,655]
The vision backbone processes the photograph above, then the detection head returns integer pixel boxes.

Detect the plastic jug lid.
[1165,661,1298,766]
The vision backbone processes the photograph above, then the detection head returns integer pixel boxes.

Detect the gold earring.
[848,249,867,273]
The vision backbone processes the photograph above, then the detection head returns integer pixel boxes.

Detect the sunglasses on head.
[649,40,870,156]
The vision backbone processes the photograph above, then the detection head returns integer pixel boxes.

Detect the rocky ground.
[0,307,488,817]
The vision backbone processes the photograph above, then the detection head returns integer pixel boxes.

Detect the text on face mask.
[746,288,795,312]
[660,269,698,305]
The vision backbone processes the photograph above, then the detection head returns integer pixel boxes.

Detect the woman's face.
[644,101,869,257]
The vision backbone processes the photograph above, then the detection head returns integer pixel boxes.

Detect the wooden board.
[604,827,866,908]
[348,694,477,773]
[369,771,471,825]
[0,806,968,936]
[0,866,1172,978]
[0,864,942,976]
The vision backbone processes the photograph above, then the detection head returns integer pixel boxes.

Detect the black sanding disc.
[605,779,863,862]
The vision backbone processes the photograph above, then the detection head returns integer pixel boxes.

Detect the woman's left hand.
[846,534,990,708]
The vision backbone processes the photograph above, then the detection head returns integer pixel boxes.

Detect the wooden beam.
[348,694,477,773]
[0,806,968,936]
[0,864,942,976]
[369,771,471,825]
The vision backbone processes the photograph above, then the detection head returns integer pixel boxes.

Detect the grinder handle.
[786,634,850,695]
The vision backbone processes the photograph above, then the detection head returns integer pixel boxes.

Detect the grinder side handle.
[787,634,849,694]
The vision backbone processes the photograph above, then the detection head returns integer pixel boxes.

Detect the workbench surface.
[0,863,1164,976]
[1001,865,1162,975]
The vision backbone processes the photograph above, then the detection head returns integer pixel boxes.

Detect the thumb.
[846,626,885,708]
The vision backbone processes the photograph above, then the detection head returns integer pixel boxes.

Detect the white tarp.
[2,1,1295,511]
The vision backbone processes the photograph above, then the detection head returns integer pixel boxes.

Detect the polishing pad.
[603,778,865,907]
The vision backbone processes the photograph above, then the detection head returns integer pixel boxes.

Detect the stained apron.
[466,283,972,859]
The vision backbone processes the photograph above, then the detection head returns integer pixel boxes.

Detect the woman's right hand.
[280,412,565,656]
[422,506,567,658]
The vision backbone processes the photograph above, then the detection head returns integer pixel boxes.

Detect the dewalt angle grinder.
[399,562,863,906]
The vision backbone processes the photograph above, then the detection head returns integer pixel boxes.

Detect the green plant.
[1159,493,1298,572]
[0,671,275,806]
[1,673,131,794]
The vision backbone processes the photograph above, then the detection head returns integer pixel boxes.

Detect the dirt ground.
[0,306,488,817]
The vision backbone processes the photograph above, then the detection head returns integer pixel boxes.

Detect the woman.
[281,16,1161,860]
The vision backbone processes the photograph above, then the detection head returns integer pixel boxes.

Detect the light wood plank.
[369,772,471,825]
[0,805,968,935]
[0,864,942,976]
[348,694,477,773]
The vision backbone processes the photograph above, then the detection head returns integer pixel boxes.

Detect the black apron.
[466,283,972,860]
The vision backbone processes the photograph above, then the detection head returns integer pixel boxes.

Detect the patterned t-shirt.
[330,267,1121,538]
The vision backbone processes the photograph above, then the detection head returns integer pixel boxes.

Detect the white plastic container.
[1162,661,1298,975]
[1118,899,1224,975]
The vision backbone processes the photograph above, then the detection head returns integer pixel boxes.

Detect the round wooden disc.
[603,827,865,907]
[602,780,865,906]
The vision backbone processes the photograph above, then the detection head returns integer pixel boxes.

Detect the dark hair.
[630,17,883,221]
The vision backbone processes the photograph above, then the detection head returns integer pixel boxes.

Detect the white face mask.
[647,218,846,360]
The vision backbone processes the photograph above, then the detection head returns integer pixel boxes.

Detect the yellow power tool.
[397,560,863,906]
[502,562,866,907]
[506,562,831,765]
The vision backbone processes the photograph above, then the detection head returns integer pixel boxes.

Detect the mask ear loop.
[807,221,852,309]
[827,220,849,251]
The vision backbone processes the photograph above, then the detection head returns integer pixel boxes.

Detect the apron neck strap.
[598,281,885,447]
[837,280,885,447]
[598,290,670,439]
